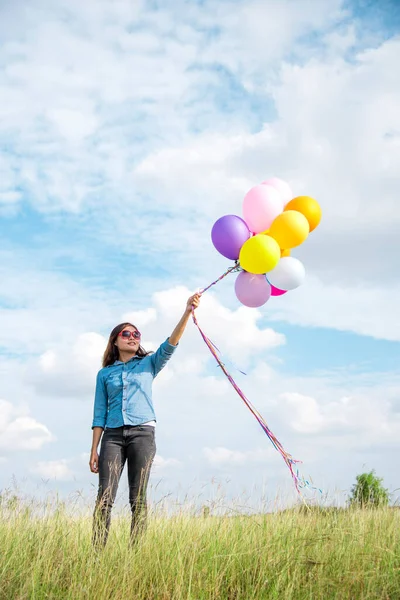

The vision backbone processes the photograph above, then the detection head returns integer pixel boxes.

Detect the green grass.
[1,496,400,600]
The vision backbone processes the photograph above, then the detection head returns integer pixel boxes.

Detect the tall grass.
[1,492,399,599]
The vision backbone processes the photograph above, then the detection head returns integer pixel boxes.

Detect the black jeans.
[92,425,156,548]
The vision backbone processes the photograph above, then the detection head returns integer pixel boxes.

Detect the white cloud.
[191,0,345,91]
[31,459,74,481]
[28,332,106,397]
[0,399,54,451]
[266,276,400,342]
[153,454,182,469]
[0,0,347,214]
[0,255,125,355]
[279,387,400,450]
[151,286,285,364]
[122,308,157,327]
[47,108,99,144]
[281,392,344,434]
[203,446,275,466]
[133,135,253,214]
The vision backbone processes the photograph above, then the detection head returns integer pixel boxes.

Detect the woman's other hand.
[89,450,99,473]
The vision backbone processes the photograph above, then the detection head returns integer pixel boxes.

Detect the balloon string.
[192,265,321,496]
[199,262,241,294]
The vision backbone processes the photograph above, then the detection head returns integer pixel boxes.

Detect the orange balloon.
[285,196,321,232]
[265,231,291,256]
[269,210,309,249]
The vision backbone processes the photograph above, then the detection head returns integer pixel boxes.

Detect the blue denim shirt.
[92,338,178,430]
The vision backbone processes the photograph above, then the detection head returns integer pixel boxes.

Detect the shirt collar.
[111,355,142,366]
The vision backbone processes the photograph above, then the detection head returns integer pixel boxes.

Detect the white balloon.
[266,257,305,291]
[262,177,293,206]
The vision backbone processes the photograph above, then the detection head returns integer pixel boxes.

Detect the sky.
[0,0,399,516]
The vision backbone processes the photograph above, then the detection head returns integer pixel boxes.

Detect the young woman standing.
[89,293,201,548]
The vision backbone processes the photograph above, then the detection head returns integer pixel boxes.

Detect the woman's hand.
[89,450,99,473]
[186,292,201,313]
[169,293,203,345]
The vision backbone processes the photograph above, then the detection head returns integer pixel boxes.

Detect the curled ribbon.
[192,264,321,496]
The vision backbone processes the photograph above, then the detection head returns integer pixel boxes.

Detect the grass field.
[1,494,399,600]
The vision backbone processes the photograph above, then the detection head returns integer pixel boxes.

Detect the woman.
[89,292,201,548]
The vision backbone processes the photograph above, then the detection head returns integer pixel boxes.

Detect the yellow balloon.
[285,196,321,232]
[281,248,291,257]
[269,210,309,249]
[239,234,280,274]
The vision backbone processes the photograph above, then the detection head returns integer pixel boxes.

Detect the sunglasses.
[118,330,141,340]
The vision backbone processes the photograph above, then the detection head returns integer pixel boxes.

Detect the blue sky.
[0,0,399,513]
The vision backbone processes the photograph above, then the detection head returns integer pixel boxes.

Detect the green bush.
[349,470,389,508]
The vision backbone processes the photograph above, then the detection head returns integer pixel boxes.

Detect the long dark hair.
[102,322,153,368]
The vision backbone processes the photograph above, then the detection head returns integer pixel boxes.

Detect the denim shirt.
[92,338,178,430]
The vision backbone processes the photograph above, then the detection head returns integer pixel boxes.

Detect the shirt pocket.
[126,364,153,384]
[105,371,122,397]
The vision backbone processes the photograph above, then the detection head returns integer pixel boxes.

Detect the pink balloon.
[235,271,271,308]
[270,285,287,297]
[262,177,293,206]
[243,184,284,234]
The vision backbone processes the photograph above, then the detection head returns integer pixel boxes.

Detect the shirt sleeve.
[150,338,179,377]
[92,370,108,429]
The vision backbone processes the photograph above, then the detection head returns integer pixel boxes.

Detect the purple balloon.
[211,215,251,260]
[235,271,271,308]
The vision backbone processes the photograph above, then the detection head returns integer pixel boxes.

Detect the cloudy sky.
[1,0,399,514]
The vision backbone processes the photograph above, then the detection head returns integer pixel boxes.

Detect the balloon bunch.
[211,177,322,307]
